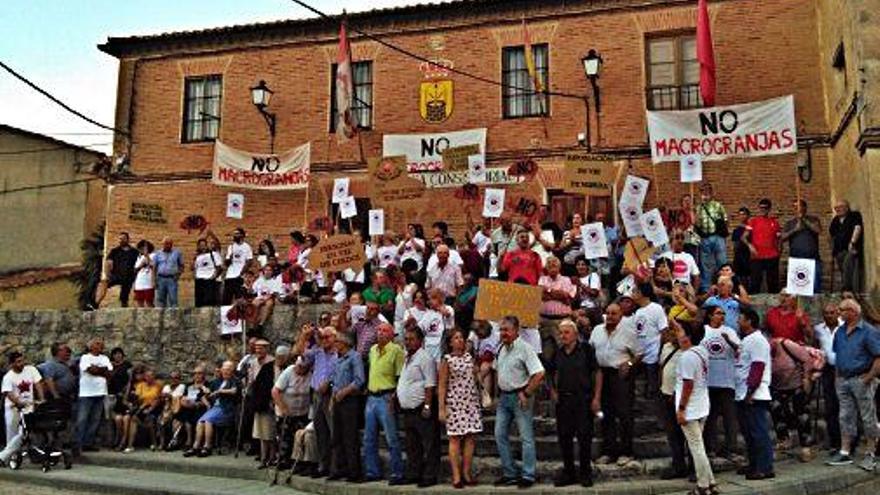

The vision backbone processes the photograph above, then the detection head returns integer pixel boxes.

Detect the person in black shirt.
[829,200,864,292]
[95,232,139,308]
[781,200,822,293]
[731,207,752,290]
[549,319,601,487]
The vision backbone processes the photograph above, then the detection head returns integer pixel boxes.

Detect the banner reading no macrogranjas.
[646,95,797,164]
[212,141,311,190]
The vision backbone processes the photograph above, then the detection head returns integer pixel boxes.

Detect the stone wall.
[0,294,859,376]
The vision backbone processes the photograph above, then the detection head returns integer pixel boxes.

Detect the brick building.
[98,0,863,305]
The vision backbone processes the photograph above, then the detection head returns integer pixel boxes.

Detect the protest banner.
[226,193,244,219]
[368,209,385,236]
[442,144,481,171]
[680,154,703,183]
[581,222,609,259]
[619,201,643,237]
[483,188,505,218]
[647,95,797,163]
[563,154,616,195]
[468,155,486,184]
[474,279,543,327]
[308,234,367,272]
[621,175,650,207]
[785,257,816,297]
[383,127,486,172]
[640,208,669,246]
[340,196,357,219]
[332,178,350,203]
[219,306,243,335]
[413,167,521,189]
[212,140,310,190]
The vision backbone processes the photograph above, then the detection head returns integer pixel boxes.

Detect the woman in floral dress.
[438,328,482,488]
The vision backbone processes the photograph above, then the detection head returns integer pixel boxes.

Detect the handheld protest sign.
[474,279,543,328]
[308,234,367,273]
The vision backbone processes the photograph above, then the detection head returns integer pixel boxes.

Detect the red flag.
[697,0,716,106]
[335,21,358,142]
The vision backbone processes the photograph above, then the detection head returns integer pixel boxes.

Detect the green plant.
[74,222,105,310]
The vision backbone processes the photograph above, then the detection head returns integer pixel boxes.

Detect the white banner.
[213,141,310,190]
[383,128,487,172]
[411,167,522,189]
[581,223,609,259]
[785,257,816,297]
[647,95,797,164]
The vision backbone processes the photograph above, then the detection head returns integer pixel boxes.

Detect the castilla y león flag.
[697,0,716,106]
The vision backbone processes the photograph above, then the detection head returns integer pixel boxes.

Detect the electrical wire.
[288,0,586,100]
[0,59,130,136]
[0,177,99,196]
[0,142,112,156]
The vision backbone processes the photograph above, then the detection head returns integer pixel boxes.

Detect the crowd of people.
[3,184,879,495]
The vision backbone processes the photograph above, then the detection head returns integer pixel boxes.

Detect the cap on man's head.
[275,345,290,357]
[254,339,270,347]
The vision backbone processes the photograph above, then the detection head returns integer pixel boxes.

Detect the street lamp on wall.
[250,80,277,153]
[580,49,604,150]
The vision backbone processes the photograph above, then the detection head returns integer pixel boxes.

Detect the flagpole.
[302,184,310,229]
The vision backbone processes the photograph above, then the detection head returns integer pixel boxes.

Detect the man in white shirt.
[2,351,45,445]
[675,325,716,493]
[589,303,641,467]
[223,227,254,304]
[632,283,668,432]
[661,234,701,289]
[397,327,440,487]
[74,339,113,455]
[814,303,842,453]
[734,307,774,480]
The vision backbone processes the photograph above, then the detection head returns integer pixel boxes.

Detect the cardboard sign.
[332,178,350,203]
[619,201,644,237]
[442,144,481,171]
[468,154,487,184]
[581,222,609,259]
[483,188,505,218]
[785,257,816,297]
[369,155,407,182]
[640,208,669,246]
[219,305,243,335]
[129,202,168,224]
[474,279,543,328]
[563,154,615,195]
[680,154,703,183]
[372,175,426,205]
[368,209,385,236]
[340,196,357,219]
[623,237,657,274]
[621,175,650,208]
[226,193,244,219]
[308,234,367,272]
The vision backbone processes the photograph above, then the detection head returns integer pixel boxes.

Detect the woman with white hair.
[184,361,239,458]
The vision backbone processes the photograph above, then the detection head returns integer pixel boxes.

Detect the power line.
[0,177,100,196]
[0,59,130,136]
[0,142,112,156]
[288,0,585,100]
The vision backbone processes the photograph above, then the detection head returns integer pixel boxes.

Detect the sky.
[0,0,429,154]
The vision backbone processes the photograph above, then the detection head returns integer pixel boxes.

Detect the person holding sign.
[695,183,729,290]
[500,231,543,286]
[781,200,822,294]
[398,224,427,271]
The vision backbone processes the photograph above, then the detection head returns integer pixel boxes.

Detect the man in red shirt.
[743,198,781,294]
[765,291,812,343]
[500,231,543,286]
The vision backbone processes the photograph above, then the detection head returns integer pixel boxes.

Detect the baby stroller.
[2,399,73,472]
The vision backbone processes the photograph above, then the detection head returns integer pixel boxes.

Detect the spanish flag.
[522,19,543,94]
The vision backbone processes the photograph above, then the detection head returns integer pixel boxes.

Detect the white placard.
[348,304,367,324]
[368,209,385,236]
[340,196,358,219]
[680,154,703,183]
[219,306,243,335]
[616,274,636,298]
[639,208,669,247]
[483,188,505,218]
[647,95,797,164]
[581,223,609,259]
[785,257,816,297]
[622,175,650,208]
[383,127,487,172]
[226,193,244,219]
[618,201,643,237]
[332,177,350,203]
[468,154,487,184]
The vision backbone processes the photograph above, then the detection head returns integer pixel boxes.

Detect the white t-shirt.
[406,306,454,361]
[701,324,741,390]
[426,249,464,272]
[377,245,400,268]
[78,353,113,397]
[734,331,772,402]
[633,303,668,364]
[472,230,492,255]
[2,365,42,413]
[252,275,281,298]
[195,251,223,280]
[675,346,710,421]
[133,253,155,291]
[661,251,700,285]
[468,328,501,357]
[399,238,426,269]
[226,242,254,279]
[578,273,602,309]
[162,383,186,398]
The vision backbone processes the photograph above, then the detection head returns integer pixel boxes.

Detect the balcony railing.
[646,84,703,111]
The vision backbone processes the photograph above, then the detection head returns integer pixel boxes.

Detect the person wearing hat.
[743,198,781,294]
[589,303,641,467]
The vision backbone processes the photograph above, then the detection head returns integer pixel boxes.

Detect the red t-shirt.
[746,216,781,259]
[500,248,543,286]
[766,306,809,343]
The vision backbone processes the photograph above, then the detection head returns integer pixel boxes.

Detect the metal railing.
[646,84,703,110]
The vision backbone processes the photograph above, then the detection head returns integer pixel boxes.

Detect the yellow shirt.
[669,304,696,322]
[367,342,405,393]
[135,381,163,407]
